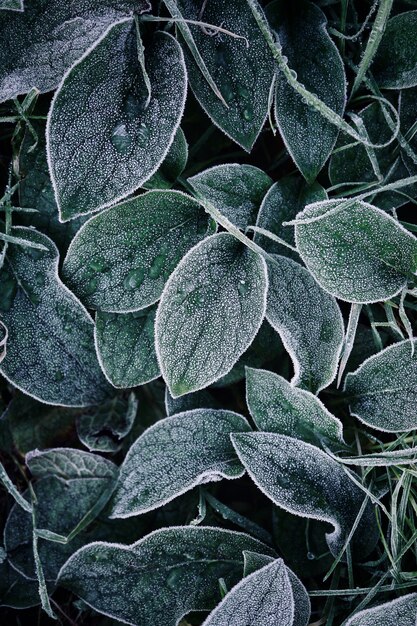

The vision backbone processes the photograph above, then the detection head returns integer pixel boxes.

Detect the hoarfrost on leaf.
[344,592,417,626]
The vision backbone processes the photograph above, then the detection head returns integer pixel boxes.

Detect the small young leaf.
[246,367,344,448]
[76,392,138,452]
[174,0,275,150]
[294,199,417,303]
[47,26,187,220]
[155,233,268,397]
[254,176,326,258]
[345,593,417,626]
[267,0,346,182]
[201,559,296,626]
[110,409,250,517]
[0,228,111,407]
[188,164,272,229]
[344,339,417,432]
[231,433,378,557]
[0,0,150,102]
[143,128,188,190]
[373,10,417,89]
[95,307,160,388]
[62,190,213,312]
[58,527,275,626]
[266,254,344,393]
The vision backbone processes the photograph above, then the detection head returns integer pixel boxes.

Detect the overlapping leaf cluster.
[1,0,417,624]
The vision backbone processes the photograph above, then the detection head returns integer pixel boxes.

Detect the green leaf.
[201,559,298,626]
[254,176,326,259]
[110,409,251,517]
[373,10,417,89]
[143,127,188,190]
[95,307,160,388]
[267,0,346,182]
[344,339,417,432]
[62,190,213,312]
[155,233,268,397]
[58,527,275,625]
[0,228,111,406]
[0,558,40,609]
[76,392,138,452]
[0,0,23,12]
[246,367,344,448]
[294,199,417,303]
[0,1,150,102]
[26,447,118,480]
[231,432,378,557]
[174,0,275,150]
[266,255,344,393]
[345,593,417,626]
[47,26,187,220]
[188,164,272,229]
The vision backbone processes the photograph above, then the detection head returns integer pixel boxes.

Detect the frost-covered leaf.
[0,228,111,406]
[344,339,417,432]
[345,593,417,626]
[246,367,344,448]
[0,0,150,102]
[294,199,417,303]
[231,432,378,557]
[58,527,275,625]
[62,190,213,312]
[254,176,326,259]
[202,559,295,626]
[47,26,187,220]
[267,0,346,182]
[165,387,219,416]
[373,10,417,89]
[18,122,87,252]
[155,233,268,397]
[95,307,160,388]
[5,452,118,580]
[0,0,23,10]
[174,0,275,150]
[143,127,188,190]
[110,409,250,517]
[76,392,138,452]
[188,164,272,229]
[266,254,344,393]
[0,559,40,609]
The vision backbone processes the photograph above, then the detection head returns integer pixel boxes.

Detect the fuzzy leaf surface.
[373,11,417,89]
[58,527,275,626]
[156,233,268,397]
[110,409,250,517]
[47,26,187,220]
[0,228,111,406]
[231,432,378,557]
[345,593,417,626]
[266,254,344,393]
[62,190,213,312]
[295,200,417,303]
[345,340,417,432]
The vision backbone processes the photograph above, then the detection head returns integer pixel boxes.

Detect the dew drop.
[243,107,253,122]
[238,279,249,296]
[123,268,145,290]
[85,277,98,295]
[137,122,150,147]
[111,123,132,153]
[148,254,165,279]
[54,370,64,382]
[166,567,182,590]
[89,257,108,273]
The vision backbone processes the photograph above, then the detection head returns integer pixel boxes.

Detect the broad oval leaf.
[110,409,251,517]
[47,26,187,220]
[268,0,346,182]
[202,559,295,626]
[155,232,268,397]
[345,593,417,626]
[254,176,326,259]
[95,307,160,388]
[373,10,417,90]
[58,527,275,626]
[188,164,272,229]
[62,190,213,312]
[174,0,275,150]
[344,339,417,432]
[294,199,417,303]
[231,432,378,557]
[246,367,344,448]
[0,228,111,406]
[266,254,344,393]
[0,0,150,102]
